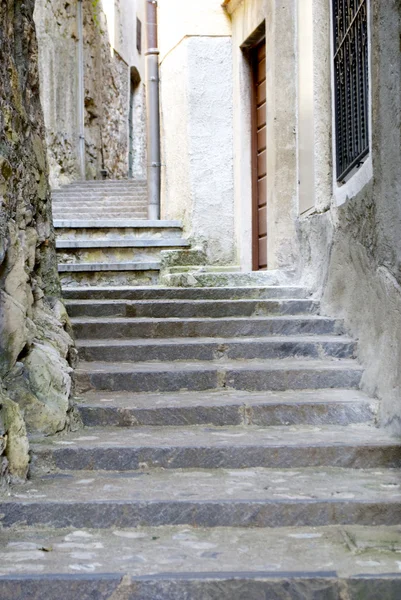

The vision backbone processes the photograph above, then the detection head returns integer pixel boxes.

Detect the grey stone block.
[66,299,320,319]
[63,285,311,300]
[76,337,356,363]
[71,316,344,339]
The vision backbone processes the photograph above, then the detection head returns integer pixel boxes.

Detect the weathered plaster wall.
[35,0,144,187]
[160,4,235,265]
[158,0,231,62]
[0,0,76,480]
[299,0,401,433]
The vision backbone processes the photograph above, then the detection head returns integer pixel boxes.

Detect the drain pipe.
[77,0,86,180]
[146,0,161,220]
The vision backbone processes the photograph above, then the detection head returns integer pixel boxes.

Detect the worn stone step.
[57,239,189,249]
[76,335,356,363]
[63,285,311,300]
[31,423,401,471]
[2,466,401,529]
[57,246,187,266]
[58,262,160,273]
[64,179,147,186]
[74,359,363,393]
[77,389,375,427]
[71,315,344,339]
[60,271,160,289]
[54,219,181,229]
[161,270,294,287]
[54,213,148,220]
[55,224,184,241]
[53,204,148,211]
[54,192,147,197]
[53,203,148,210]
[66,299,320,319]
[1,524,401,599]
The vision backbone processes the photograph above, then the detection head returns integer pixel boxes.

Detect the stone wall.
[34,0,131,187]
[0,0,76,481]
[298,0,401,433]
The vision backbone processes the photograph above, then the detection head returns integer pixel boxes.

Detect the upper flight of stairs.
[52,179,149,220]
[1,283,401,598]
[52,180,189,287]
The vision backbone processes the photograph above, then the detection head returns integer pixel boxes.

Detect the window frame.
[332,0,370,183]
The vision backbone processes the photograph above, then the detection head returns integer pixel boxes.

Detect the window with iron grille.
[332,0,369,182]
[137,18,142,54]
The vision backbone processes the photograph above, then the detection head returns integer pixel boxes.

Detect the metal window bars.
[333,0,369,181]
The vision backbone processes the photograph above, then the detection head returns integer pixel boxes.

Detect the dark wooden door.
[251,40,267,270]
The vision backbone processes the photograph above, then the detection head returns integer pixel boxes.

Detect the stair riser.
[75,368,362,394]
[1,500,400,529]
[34,444,401,471]
[66,300,320,318]
[56,227,184,241]
[72,319,344,339]
[1,576,400,600]
[60,270,160,288]
[57,247,170,265]
[78,400,373,428]
[77,340,356,362]
[162,272,292,288]
[53,192,148,198]
[54,214,148,220]
[53,199,148,210]
[63,287,311,300]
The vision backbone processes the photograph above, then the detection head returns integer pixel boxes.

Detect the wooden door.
[251,40,267,270]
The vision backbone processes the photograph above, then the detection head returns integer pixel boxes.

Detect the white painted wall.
[161,37,235,264]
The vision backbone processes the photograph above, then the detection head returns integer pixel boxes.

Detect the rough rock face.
[34,0,130,187]
[0,0,76,480]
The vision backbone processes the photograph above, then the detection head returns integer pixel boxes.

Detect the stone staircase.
[1,284,401,598]
[52,180,189,287]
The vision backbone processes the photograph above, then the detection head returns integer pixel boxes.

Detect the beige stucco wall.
[159,0,235,264]
[158,0,231,60]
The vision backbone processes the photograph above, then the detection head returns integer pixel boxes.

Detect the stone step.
[71,315,344,339]
[54,219,181,229]
[63,285,311,300]
[53,201,148,208]
[1,524,401,600]
[53,190,148,196]
[57,244,189,266]
[31,423,400,471]
[60,270,160,289]
[57,239,189,249]
[54,213,148,221]
[53,203,148,209]
[66,299,320,318]
[63,179,147,185]
[162,270,295,287]
[75,359,363,393]
[76,335,356,363]
[76,389,375,427]
[58,262,160,273]
[2,466,401,529]
[55,223,184,241]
